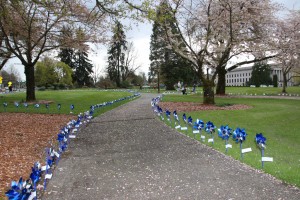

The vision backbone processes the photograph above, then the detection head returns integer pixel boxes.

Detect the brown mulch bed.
[158,102,252,112]
[0,113,73,198]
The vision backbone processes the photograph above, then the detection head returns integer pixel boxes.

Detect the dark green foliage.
[73,51,93,87]
[249,62,272,87]
[149,1,195,90]
[273,74,278,87]
[107,20,127,87]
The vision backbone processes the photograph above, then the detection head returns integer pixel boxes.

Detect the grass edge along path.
[0,90,135,116]
[1,90,140,200]
[154,94,300,188]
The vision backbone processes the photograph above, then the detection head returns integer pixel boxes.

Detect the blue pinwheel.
[232,128,247,143]
[165,110,171,119]
[193,119,204,131]
[45,103,49,109]
[30,162,42,189]
[173,110,179,123]
[205,121,216,133]
[14,102,19,108]
[34,104,40,108]
[23,102,28,108]
[5,178,32,200]
[187,116,193,126]
[218,125,232,140]
[182,113,187,123]
[57,103,61,110]
[70,104,75,111]
[255,133,266,149]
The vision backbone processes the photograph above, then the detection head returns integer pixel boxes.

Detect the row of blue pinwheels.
[5,93,140,200]
[151,96,266,146]
[151,96,268,163]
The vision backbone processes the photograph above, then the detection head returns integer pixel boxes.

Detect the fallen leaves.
[0,113,73,198]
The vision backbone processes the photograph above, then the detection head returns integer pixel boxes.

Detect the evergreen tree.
[73,51,93,87]
[107,20,127,87]
[249,62,272,87]
[149,1,195,90]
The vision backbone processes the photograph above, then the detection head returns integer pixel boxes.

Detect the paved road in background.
[43,93,300,200]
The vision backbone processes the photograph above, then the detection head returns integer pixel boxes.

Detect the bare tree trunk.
[25,64,36,101]
[282,72,287,93]
[216,68,226,95]
[203,80,215,104]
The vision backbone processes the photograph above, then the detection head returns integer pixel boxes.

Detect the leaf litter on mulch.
[0,113,73,198]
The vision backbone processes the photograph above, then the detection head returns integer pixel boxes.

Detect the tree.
[35,57,73,88]
[149,1,195,91]
[73,50,94,87]
[249,62,272,87]
[107,20,128,87]
[0,28,12,70]
[271,10,300,93]
[122,42,141,82]
[154,0,279,103]
[0,0,108,101]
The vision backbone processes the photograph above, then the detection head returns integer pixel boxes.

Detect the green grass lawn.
[161,94,300,188]
[0,90,135,116]
[137,86,300,96]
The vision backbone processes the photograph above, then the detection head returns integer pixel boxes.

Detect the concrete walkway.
[43,93,300,200]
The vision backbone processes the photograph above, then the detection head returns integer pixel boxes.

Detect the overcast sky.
[4,0,300,81]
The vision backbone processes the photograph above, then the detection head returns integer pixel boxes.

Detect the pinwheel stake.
[181,113,188,134]
[173,110,181,129]
[14,102,19,112]
[255,133,273,168]
[165,110,171,125]
[70,104,75,114]
[187,116,193,137]
[35,104,40,113]
[57,103,61,113]
[233,128,250,160]
[206,121,216,145]
[3,102,7,112]
[23,102,28,113]
[46,103,50,113]
[218,125,232,154]
[193,119,204,141]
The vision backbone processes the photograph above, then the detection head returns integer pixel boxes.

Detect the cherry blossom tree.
[0,0,108,101]
[154,0,279,103]
[272,10,300,93]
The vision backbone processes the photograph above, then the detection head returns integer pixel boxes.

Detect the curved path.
[43,93,300,200]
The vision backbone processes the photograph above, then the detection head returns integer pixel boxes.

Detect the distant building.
[225,65,294,87]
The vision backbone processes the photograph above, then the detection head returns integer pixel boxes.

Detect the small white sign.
[241,148,252,153]
[175,125,181,129]
[208,138,214,143]
[45,173,53,179]
[41,165,50,171]
[181,127,188,130]
[28,191,37,200]
[69,135,76,138]
[193,130,200,134]
[225,144,232,148]
[201,135,205,139]
[262,157,273,162]
[54,151,60,158]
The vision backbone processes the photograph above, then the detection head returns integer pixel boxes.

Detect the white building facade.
[225,65,294,87]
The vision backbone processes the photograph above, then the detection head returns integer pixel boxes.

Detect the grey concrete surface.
[42,93,300,200]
